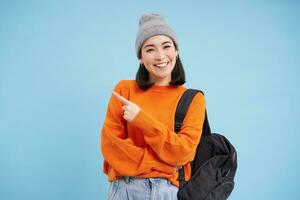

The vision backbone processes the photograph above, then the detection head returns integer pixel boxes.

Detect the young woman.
[101,13,206,200]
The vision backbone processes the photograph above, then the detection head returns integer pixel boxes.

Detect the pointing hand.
[112,91,141,122]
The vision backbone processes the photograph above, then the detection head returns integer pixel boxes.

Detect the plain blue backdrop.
[1,1,299,200]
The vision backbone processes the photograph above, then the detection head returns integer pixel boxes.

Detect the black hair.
[135,56,186,91]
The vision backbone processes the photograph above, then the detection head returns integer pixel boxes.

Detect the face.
[140,35,178,86]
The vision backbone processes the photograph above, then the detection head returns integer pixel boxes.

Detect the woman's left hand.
[112,91,141,122]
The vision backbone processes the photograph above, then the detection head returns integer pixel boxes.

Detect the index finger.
[112,91,131,105]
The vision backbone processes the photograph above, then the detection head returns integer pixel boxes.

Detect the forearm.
[101,125,176,176]
[129,93,206,166]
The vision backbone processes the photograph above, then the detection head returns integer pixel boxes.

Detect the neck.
[151,76,171,86]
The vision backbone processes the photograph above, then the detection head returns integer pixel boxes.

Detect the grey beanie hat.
[135,13,178,58]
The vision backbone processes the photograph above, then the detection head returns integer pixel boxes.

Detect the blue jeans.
[107,176,178,200]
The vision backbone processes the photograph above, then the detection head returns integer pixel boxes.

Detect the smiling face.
[140,35,178,86]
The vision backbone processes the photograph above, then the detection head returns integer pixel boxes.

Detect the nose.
[155,49,166,60]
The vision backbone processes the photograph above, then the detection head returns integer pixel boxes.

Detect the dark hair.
[135,56,186,91]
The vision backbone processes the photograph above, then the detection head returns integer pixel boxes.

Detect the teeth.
[154,62,168,67]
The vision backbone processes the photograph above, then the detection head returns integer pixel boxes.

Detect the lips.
[154,62,169,67]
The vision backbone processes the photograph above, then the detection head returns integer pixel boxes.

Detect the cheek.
[169,53,177,63]
[141,56,154,66]
[166,51,177,60]
[143,63,153,73]
[143,61,152,70]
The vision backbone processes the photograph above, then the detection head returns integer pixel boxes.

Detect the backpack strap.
[175,89,211,188]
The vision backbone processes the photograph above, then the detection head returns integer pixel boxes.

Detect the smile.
[154,62,169,67]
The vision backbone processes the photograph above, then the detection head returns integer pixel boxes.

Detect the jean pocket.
[107,180,119,200]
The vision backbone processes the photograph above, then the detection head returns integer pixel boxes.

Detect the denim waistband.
[122,176,170,185]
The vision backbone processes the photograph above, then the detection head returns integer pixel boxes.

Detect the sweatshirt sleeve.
[101,126,176,176]
[130,92,206,167]
[100,82,176,176]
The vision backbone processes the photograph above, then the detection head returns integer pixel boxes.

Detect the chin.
[155,74,171,80]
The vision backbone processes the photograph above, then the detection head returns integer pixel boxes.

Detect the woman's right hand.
[112,91,141,122]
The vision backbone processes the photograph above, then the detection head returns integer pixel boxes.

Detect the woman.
[101,13,206,200]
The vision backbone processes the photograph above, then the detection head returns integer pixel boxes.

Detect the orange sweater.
[101,80,206,187]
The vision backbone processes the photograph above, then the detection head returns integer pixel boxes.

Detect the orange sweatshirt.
[101,80,206,187]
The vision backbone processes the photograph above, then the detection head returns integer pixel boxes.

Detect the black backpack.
[175,89,237,200]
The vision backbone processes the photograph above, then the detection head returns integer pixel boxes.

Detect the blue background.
[1,1,299,199]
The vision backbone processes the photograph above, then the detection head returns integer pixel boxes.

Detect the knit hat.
[135,13,178,58]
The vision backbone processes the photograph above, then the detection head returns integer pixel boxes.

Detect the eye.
[164,45,171,49]
[146,48,154,52]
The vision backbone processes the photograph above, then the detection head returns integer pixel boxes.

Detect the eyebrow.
[143,41,172,49]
